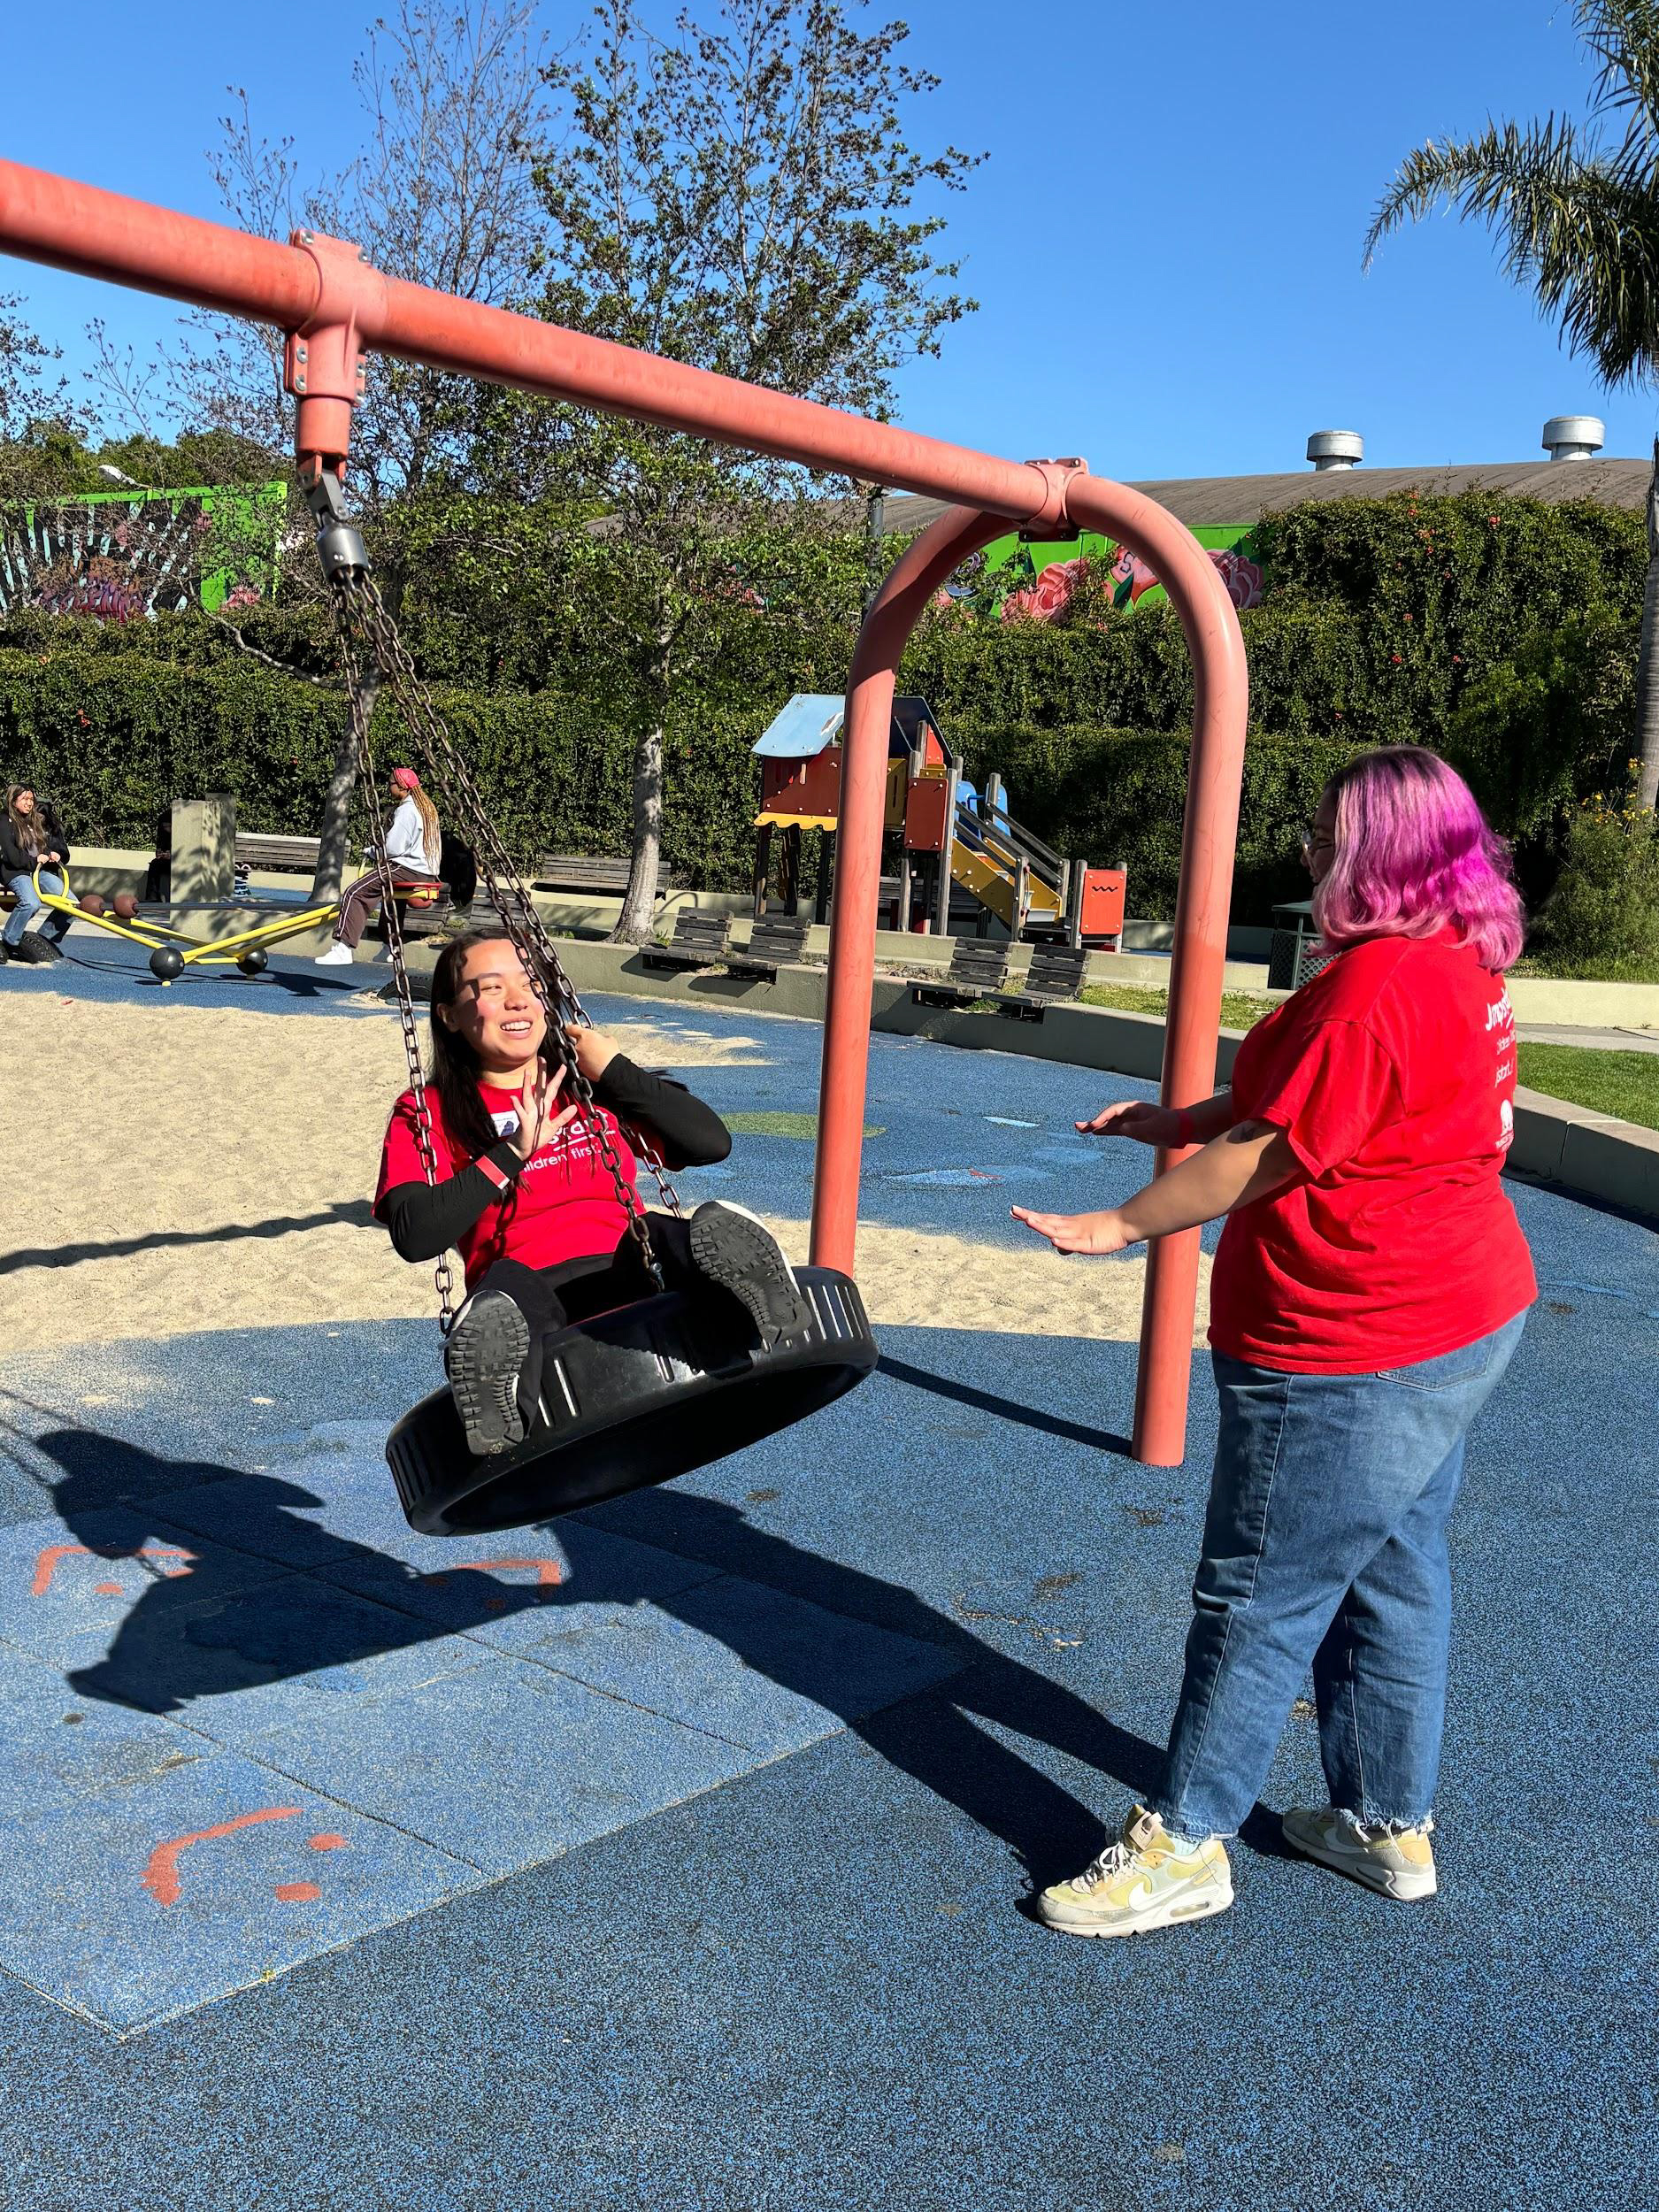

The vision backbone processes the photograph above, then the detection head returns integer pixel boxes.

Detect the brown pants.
[333,866,439,948]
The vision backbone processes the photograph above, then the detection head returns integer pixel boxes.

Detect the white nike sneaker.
[1037,1807,1233,1938]
[1280,1806,1438,1901]
[315,942,356,967]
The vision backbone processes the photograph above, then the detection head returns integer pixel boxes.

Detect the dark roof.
[875,458,1650,535]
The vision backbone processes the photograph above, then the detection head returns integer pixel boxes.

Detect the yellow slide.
[949,836,1064,932]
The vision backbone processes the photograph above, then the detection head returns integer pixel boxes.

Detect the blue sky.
[0,0,1650,478]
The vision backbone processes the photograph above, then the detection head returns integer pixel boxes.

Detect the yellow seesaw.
[28,863,342,982]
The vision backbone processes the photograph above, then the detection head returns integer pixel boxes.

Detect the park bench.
[910,936,1089,1021]
[726,912,811,983]
[1018,941,1090,1003]
[910,934,1011,1010]
[234,832,322,873]
[641,910,733,973]
[532,853,687,895]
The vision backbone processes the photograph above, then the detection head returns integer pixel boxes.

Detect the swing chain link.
[327,564,675,1291]
[330,597,458,1329]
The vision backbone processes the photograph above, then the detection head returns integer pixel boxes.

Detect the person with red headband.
[316,767,442,967]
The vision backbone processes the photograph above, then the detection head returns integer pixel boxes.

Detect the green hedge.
[0,651,1354,920]
[0,648,770,886]
[2,486,1647,929]
[952,724,1360,920]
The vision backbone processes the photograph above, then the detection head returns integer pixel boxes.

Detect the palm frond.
[1364,119,1659,387]
[1578,0,1659,159]
[1364,114,1588,265]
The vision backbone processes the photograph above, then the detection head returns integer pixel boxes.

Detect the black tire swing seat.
[387,1266,877,1536]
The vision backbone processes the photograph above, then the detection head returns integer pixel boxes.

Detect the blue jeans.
[3,870,69,948]
[1151,1312,1526,1843]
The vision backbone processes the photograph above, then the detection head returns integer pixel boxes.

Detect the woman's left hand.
[565,1025,618,1082]
[1010,1204,1135,1256]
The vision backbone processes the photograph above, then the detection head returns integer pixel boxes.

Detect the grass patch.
[1510,953,1659,984]
[1079,982,1275,1031]
[1516,1044,1659,1131]
[726,1110,883,1140]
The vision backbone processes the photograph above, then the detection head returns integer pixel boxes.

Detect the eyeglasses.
[1300,830,1335,857]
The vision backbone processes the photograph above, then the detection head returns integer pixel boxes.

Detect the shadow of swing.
[31,1420,1164,1886]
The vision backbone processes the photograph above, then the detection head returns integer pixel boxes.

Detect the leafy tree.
[0,293,89,501]
[1365,0,1659,809]
[499,0,980,939]
[81,1,556,900]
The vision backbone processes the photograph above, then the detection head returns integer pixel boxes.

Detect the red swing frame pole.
[0,155,1249,1466]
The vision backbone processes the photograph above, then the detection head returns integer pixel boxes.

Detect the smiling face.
[13,790,34,817]
[434,937,546,1079]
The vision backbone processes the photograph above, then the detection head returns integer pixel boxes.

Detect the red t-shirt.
[375,1085,641,1288]
[1208,930,1536,1372]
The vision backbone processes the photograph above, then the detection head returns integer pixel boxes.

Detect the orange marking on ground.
[308,1833,348,1852]
[273,1881,321,1903]
[142,1806,302,1906]
[420,1557,565,1589]
[31,1543,196,1599]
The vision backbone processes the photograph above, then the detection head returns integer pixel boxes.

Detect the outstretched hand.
[1010,1204,1134,1256]
[1075,1100,1180,1146]
[511,1059,579,1159]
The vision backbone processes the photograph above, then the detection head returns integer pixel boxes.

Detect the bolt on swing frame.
[0,156,1249,1466]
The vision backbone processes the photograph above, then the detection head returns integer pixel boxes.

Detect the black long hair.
[426,929,565,1159]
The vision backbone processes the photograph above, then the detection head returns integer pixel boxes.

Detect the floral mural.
[0,483,284,620]
[991,527,1265,623]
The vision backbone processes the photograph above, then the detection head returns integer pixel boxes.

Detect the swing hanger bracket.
[284,226,380,483]
[300,463,370,584]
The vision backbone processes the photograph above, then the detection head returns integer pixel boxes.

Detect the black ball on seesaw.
[150,946,186,983]
[237,948,269,977]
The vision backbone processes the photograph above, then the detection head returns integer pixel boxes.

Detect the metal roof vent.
[1307,430,1363,472]
[1542,414,1605,460]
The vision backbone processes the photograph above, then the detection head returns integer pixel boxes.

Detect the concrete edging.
[521,940,1659,1226]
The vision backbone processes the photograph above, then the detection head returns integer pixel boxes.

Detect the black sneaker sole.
[445,1294,530,1455]
[689,1204,814,1351]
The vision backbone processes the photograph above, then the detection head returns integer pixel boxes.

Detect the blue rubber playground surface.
[0,942,1653,2208]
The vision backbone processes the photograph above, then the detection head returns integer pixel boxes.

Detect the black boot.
[688,1202,814,1351]
[444,1291,531,1455]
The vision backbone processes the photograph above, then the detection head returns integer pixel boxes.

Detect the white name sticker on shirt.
[489,1110,518,1137]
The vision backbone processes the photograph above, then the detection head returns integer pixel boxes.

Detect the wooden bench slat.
[533,853,687,893]
[235,833,322,872]
[1024,945,1089,1001]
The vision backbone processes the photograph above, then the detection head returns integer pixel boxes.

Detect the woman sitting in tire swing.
[374,929,813,1456]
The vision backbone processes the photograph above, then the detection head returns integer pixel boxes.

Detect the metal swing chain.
[329,594,459,1331]
[331,565,678,1290]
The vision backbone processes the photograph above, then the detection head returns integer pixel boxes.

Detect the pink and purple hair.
[1313,746,1526,973]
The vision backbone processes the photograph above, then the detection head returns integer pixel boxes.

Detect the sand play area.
[1,995,1208,1355]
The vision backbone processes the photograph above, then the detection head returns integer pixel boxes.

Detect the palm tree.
[1365,0,1659,809]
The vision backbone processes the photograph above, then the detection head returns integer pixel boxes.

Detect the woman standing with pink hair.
[1015,747,1535,1938]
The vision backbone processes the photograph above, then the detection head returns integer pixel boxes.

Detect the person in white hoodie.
[316,766,442,966]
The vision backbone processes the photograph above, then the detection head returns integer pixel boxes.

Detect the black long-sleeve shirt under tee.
[375,1052,730,1274]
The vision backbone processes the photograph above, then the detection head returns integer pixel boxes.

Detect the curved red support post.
[1064,480,1249,1465]
[812,475,1248,1466]
[810,505,1015,1277]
